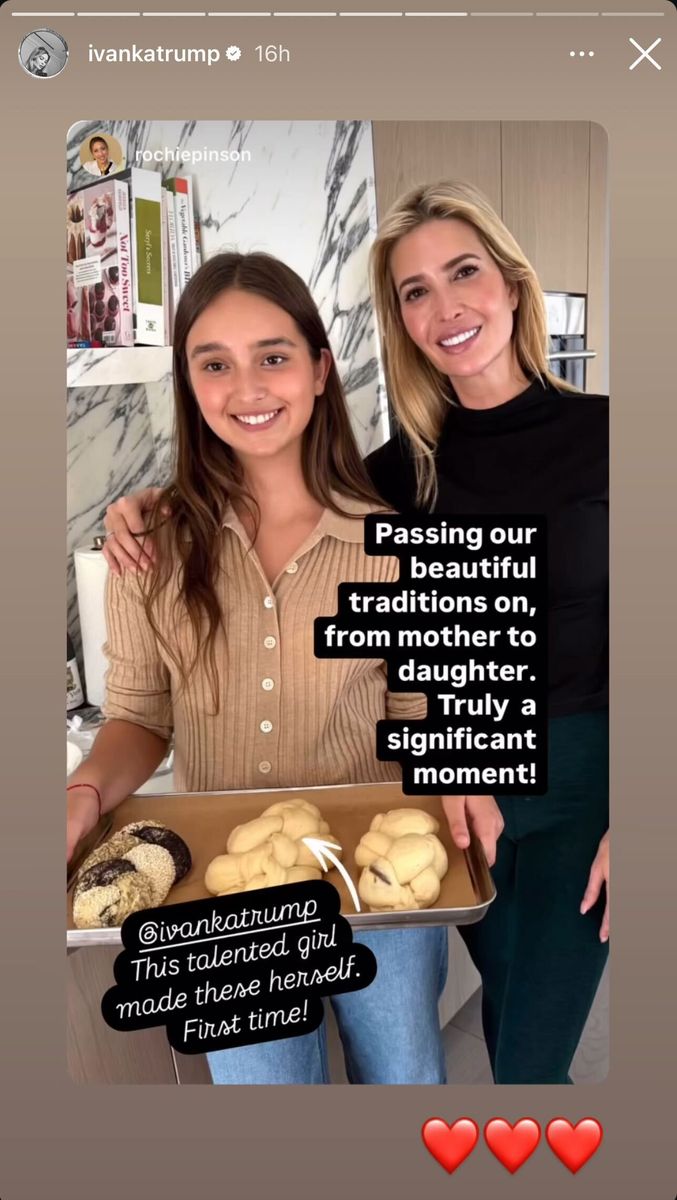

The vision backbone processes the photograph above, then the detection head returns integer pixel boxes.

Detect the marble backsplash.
[67,119,390,667]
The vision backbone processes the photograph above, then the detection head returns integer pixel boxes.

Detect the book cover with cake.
[66,179,133,348]
[66,192,89,345]
[116,166,166,346]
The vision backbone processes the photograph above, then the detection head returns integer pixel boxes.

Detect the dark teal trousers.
[459,710,609,1084]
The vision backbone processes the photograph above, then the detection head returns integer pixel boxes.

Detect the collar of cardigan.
[221,491,391,546]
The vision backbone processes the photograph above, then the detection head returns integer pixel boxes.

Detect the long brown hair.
[370,179,577,506]
[141,251,382,707]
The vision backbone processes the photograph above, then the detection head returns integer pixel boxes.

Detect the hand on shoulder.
[102,486,168,575]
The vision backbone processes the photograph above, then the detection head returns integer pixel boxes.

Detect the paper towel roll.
[74,545,109,708]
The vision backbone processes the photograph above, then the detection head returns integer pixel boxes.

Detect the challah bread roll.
[227,814,283,854]
[370,808,439,838]
[205,798,341,896]
[356,809,448,913]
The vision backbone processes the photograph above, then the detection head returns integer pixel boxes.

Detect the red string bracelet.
[67,783,102,821]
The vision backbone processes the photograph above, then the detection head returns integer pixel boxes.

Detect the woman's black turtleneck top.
[365,378,608,718]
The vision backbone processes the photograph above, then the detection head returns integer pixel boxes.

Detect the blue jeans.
[207,926,448,1084]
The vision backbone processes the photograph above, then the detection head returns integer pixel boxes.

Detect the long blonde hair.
[369,179,574,506]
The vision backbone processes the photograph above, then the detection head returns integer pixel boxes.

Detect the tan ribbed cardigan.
[102,495,426,793]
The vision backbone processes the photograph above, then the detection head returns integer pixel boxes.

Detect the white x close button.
[629,37,662,71]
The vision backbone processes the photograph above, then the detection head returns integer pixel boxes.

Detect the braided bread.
[205,798,341,895]
[355,809,448,912]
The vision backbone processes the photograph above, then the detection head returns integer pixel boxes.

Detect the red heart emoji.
[546,1118,603,1173]
[484,1118,541,1173]
[421,1118,479,1174]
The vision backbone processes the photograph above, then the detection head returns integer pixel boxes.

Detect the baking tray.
[67,781,495,947]
[67,811,113,887]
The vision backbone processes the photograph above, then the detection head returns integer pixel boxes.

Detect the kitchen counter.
[67,706,175,793]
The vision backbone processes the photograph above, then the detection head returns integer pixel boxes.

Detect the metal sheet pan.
[67,781,496,948]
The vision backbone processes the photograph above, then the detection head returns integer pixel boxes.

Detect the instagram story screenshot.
[0,0,675,1197]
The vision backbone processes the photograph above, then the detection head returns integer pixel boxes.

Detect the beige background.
[1,1,676,1197]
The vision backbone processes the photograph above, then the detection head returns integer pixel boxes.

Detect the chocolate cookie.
[72,858,154,929]
[76,831,141,877]
[75,858,136,891]
[124,844,176,905]
[120,821,192,882]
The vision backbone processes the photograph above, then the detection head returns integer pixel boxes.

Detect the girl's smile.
[186,289,330,465]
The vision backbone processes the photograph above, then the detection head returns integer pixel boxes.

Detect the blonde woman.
[365,181,609,1084]
[26,47,50,76]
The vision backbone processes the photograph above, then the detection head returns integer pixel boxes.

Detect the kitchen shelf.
[67,345,173,388]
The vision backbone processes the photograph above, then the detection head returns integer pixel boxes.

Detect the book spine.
[160,188,170,345]
[128,169,164,346]
[163,185,182,335]
[114,180,134,347]
[193,207,203,271]
[128,190,140,344]
[184,176,199,274]
[174,178,192,292]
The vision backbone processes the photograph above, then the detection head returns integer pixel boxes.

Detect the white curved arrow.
[301,837,361,913]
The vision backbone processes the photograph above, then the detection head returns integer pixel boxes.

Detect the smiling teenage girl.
[67,251,456,1085]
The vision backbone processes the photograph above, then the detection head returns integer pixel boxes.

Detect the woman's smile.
[391,218,518,391]
[436,325,482,355]
[231,407,284,430]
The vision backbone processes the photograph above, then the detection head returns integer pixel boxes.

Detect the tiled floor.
[443,965,609,1084]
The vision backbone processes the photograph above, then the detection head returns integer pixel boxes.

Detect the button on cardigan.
[102,494,426,793]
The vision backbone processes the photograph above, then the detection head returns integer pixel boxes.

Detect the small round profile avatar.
[18,29,68,79]
[80,133,125,178]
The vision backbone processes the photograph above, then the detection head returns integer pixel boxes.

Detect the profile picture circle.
[19,28,68,79]
[79,132,126,179]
